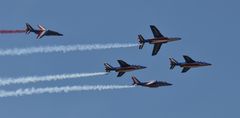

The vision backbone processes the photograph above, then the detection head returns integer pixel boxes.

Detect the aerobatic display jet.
[25,23,63,39]
[169,55,212,73]
[131,76,172,88]
[104,60,146,77]
[138,25,181,56]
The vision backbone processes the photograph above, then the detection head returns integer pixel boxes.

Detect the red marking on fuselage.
[115,67,138,72]
[180,63,205,68]
[149,37,169,44]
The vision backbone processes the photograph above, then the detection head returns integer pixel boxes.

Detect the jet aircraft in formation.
[3,23,211,89]
[138,25,181,56]
[25,23,63,39]
[102,25,211,88]
[131,76,172,88]
[169,55,211,73]
[104,60,146,77]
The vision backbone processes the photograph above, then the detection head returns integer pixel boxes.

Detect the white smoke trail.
[0,85,135,97]
[0,72,107,86]
[0,43,138,56]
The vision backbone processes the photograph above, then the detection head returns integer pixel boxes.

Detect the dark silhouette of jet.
[131,76,172,88]
[169,55,212,73]
[25,23,63,39]
[138,25,181,56]
[104,60,146,77]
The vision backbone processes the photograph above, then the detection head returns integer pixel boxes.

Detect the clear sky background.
[0,0,239,118]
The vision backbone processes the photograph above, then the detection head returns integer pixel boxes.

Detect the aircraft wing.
[38,25,46,31]
[37,31,46,39]
[117,60,130,67]
[183,55,195,63]
[150,25,164,38]
[182,67,191,73]
[117,72,125,77]
[146,80,157,85]
[152,43,162,56]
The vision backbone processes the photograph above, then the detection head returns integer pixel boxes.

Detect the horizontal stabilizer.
[138,35,145,49]
[169,58,178,69]
[104,63,113,72]
[25,23,34,34]
[132,76,141,85]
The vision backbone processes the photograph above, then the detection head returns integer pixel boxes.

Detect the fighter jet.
[169,55,212,73]
[25,23,63,39]
[104,60,146,77]
[138,25,181,56]
[131,76,172,88]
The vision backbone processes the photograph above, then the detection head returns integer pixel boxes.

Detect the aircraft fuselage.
[137,81,172,88]
[146,37,181,44]
[31,30,42,34]
[32,30,63,36]
[169,55,211,73]
[178,62,211,68]
[111,66,146,72]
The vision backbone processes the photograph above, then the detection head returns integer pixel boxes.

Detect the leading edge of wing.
[117,60,130,67]
[150,25,164,38]
[183,55,195,63]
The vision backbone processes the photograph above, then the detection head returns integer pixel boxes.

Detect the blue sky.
[0,0,239,118]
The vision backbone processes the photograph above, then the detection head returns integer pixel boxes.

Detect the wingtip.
[117,59,124,62]
[181,71,187,73]
[152,53,157,56]
[150,25,155,27]
[182,55,188,57]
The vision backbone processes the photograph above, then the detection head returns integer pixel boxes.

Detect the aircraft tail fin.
[131,76,141,85]
[138,35,145,49]
[104,63,113,72]
[25,23,34,34]
[169,58,178,69]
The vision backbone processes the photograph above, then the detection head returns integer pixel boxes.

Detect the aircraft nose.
[141,66,147,69]
[174,38,181,41]
[176,38,181,40]
[169,37,181,42]
[206,63,212,66]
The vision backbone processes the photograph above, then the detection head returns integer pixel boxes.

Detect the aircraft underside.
[180,63,205,68]
[149,39,168,44]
